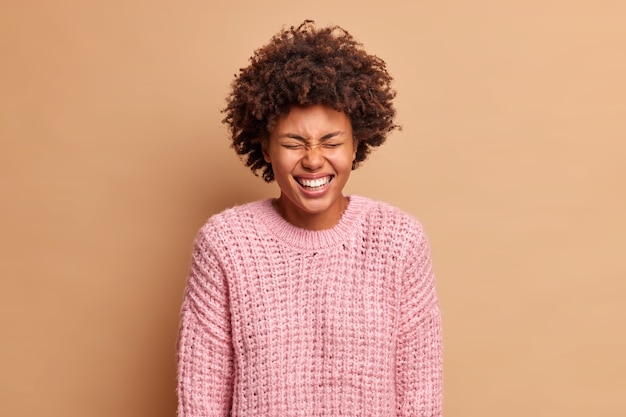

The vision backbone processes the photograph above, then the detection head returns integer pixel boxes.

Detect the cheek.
[335,149,357,169]
[270,151,299,172]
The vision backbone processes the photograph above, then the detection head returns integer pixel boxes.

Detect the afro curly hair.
[222,20,399,182]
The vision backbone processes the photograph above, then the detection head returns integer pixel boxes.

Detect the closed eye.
[322,143,342,149]
[282,143,305,150]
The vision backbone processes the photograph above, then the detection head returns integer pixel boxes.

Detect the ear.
[261,138,271,163]
[352,138,358,161]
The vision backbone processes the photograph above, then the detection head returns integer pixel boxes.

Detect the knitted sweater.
[177,195,443,417]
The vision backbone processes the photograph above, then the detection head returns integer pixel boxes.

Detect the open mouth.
[295,176,333,191]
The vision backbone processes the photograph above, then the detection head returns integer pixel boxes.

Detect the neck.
[273,195,349,231]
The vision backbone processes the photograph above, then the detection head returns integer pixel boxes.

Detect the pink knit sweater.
[177,195,443,416]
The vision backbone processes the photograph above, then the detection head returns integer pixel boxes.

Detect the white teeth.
[299,177,331,188]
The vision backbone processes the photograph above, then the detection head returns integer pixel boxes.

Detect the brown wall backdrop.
[1,1,625,416]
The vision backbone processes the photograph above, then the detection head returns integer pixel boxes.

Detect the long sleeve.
[396,226,444,417]
[177,227,234,417]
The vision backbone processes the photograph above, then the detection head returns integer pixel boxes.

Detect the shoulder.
[194,199,272,249]
[204,199,268,226]
[353,195,428,244]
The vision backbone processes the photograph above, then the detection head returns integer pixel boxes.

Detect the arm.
[177,227,234,417]
[396,225,443,417]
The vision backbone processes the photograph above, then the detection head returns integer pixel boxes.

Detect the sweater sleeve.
[177,226,234,417]
[396,223,443,417]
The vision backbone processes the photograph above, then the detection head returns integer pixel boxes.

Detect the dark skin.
[261,105,356,230]
[222,20,399,183]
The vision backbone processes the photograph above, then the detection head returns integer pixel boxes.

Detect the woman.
[177,20,443,416]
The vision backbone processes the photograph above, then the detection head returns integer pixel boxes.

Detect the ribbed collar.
[253,195,368,251]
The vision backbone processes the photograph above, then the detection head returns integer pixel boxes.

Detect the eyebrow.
[279,131,344,142]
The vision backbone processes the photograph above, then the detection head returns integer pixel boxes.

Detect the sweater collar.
[255,195,367,251]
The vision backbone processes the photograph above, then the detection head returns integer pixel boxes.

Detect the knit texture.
[177,195,443,417]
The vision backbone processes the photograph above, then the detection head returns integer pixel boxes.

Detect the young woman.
[177,20,443,417]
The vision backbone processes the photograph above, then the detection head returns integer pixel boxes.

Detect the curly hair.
[222,20,399,182]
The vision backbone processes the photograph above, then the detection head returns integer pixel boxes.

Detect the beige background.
[1,1,625,416]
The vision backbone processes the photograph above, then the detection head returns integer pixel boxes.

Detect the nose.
[301,144,324,170]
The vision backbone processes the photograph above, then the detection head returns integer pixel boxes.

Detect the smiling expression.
[262,104,357,230]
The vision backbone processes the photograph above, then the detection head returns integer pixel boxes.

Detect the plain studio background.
[1,1,625,416]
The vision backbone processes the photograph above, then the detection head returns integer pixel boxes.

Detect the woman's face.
[263,104,356,230]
